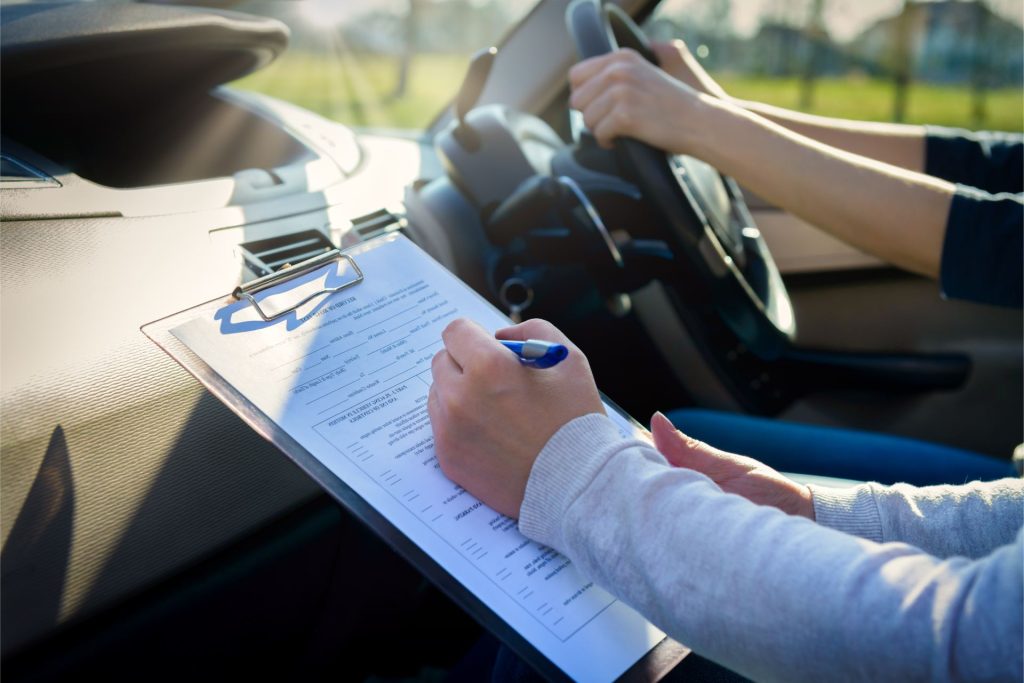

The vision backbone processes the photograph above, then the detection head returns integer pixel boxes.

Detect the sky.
[285,0,1024,42]
[655,0,1024,42]
[293,0,537,28]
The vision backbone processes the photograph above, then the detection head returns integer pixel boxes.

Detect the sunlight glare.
[299,0,354,28]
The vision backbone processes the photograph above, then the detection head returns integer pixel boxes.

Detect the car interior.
[2,0,1021,681]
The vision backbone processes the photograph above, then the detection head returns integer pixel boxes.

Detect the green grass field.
[233,52,470,130]
[232,52,1023,132]
[720,75,1024,132]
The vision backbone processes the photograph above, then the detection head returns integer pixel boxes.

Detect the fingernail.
[651,411,672,429]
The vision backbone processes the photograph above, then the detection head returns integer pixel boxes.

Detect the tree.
[798,0,827,110]
[764,0,810,76]
[890,0,913,122]
[969,1,991,128]
[393,0,423,100]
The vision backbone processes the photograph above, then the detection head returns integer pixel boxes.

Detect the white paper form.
[171,235,664,681]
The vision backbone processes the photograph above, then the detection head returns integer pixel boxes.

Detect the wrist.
[799,484,816,520]
[683,93,739,161]
[809,483,883,543]
[518,413,624,547]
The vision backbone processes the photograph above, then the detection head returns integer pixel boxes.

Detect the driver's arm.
[651,40,929,173]
[569,49,955,279]
[719,102,928,172]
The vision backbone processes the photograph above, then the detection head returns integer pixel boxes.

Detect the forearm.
[520,415,1023,683]
[732,99,927,172]
[689,96,954,278]
[812,478,1024,559]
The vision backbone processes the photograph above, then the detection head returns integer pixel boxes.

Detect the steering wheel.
[566,0,795,359]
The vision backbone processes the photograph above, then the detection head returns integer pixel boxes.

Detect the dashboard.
[0,6,470,669]
[1,86,443,656]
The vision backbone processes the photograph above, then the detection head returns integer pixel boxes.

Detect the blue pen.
[500,339,569,369]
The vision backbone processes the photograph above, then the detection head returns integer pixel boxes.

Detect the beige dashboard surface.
[1,213,320,655]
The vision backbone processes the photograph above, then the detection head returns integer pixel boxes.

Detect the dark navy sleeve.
[925,126,1023,195]
[940,185,1023,308]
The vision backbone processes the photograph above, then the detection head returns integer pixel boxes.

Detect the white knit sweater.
[519,413,1023,682]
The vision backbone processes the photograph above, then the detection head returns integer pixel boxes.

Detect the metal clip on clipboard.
[232,249,364,322]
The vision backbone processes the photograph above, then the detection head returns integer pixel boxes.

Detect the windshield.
[644,0,1023,131]
[230,0,538,131]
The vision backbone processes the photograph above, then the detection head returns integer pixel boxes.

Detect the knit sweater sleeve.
[519,413,1023,683]
[811,478,1024,559]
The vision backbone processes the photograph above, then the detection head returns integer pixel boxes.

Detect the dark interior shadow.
[2,426,76,657]
[45,391,453,681]
[73,391,314,618]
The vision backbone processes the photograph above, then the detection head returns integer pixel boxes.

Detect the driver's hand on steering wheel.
[569,48,715,154]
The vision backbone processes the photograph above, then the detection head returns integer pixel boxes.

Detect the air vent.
[237,228,336,277]
[342,208,407,247]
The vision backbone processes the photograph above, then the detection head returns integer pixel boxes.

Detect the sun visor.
[1,2,288,108]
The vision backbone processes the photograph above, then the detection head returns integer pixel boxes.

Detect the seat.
[665,409,1018,487]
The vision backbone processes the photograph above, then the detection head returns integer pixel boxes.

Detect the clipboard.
[143,234,688,682]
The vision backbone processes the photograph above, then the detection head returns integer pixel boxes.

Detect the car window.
[644,0,1023,131]
[229,0,539,131]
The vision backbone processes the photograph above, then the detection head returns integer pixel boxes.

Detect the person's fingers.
[568,67,609,112]
[591,104,636,149]
[568,54,611,89]
[495,320,598,406]
[650,411,717,469]
[426,381,444,423]
[495,318,573,346]
[650,411,686,466]
[570,58,638,113]
[568,49,640,90]
[579,87,624,140]
[569,51,647,111]
[431,348,462,382]
[427,382,460,480]
[440,318,506,372]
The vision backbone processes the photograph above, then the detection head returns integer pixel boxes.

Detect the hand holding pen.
[428,318,605,517]
[500,339,569,369]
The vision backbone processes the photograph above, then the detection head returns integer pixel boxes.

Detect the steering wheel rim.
[565,0,796,359]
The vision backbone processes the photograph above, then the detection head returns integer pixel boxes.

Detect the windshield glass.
[230,0,538,131]
[645,0,1023,131]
